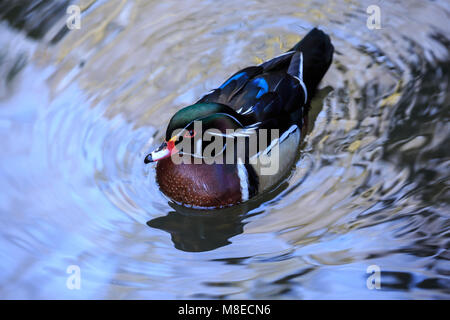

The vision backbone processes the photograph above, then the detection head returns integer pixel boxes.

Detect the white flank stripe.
[274,51,293,59]
[251,124,298,159]
[299,52,304,79]
[241,107,253,115]
[294,52,308,104]
[280,124,298,143]
[246,121,262,128]
[237,160,249,201]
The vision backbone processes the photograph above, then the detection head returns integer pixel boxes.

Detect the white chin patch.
[151,148,170,161]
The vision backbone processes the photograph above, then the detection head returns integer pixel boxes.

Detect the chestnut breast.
[156,158,242,208]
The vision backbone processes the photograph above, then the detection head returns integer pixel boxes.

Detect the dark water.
[0,0,449,299]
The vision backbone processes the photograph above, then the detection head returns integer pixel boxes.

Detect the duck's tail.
[289,28,334,98]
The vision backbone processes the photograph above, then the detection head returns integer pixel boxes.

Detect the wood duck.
[145,28,334,209]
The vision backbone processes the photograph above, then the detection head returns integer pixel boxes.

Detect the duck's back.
[197,28,334,131]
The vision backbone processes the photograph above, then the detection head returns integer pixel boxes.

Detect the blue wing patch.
[219,72,247,89]
[253,78,269,98]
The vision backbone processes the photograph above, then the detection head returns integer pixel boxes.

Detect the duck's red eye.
[184,129,196,138]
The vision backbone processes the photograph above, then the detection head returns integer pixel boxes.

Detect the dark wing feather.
[197,66,263,106]
[197,28,333,132]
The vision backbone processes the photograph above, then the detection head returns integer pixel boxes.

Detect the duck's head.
[144,102,251,208]
[144,102,243,164]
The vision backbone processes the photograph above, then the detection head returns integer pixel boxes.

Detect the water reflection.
[148,208,246,252]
